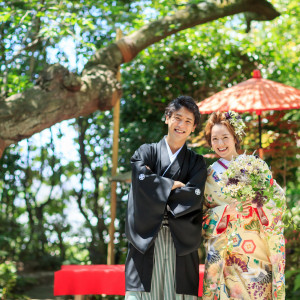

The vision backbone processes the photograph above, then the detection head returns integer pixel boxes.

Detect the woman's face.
[211,124,238,161]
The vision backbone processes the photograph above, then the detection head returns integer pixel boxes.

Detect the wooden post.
[258,148,264,159]
[107,29,122,265]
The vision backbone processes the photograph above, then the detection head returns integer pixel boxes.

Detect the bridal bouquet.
[219,154,276,212]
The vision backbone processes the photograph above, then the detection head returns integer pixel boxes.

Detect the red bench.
[54,264,204,299]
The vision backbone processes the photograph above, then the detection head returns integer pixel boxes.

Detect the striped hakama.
[125,223,199,300]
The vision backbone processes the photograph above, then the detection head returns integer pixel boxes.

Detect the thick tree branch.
[89,0,279,65]
[0,0,279,155]
[0,64,120,146]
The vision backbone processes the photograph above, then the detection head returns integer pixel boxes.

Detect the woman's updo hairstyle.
[204,111,242,151]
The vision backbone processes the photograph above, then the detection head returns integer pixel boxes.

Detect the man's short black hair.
[165,95,200,126]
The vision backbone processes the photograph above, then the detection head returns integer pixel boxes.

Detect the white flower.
[225,111,246,139]
[218,154,276,208]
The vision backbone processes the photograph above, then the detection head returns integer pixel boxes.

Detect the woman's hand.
[239,199,253,215]
[256,207,268,225]
[224,199,252,217]
[218,202,236,230]
[172,181,185,190]
[224,202,237,217]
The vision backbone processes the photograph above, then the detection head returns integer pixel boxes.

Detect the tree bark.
[0,0,279,155]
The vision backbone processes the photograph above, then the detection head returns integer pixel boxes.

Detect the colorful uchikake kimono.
[202,157,285,300]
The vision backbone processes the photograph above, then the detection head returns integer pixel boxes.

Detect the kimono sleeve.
[125,144,174,254]
[167,154,207,255]
[167,155,207,217]
[257,180,286,300]
[202,204,229,239]
[202,167,230,239]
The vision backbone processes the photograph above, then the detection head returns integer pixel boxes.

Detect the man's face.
[165,107,196,143]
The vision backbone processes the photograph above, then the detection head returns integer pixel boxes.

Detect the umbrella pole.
[258,114,262,149]
[258,114,264,159]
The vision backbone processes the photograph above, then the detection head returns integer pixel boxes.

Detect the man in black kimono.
[125,96,207,299]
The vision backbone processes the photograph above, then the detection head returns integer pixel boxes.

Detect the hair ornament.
[225,111,246,139]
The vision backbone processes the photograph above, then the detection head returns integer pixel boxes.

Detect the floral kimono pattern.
[202,158,285,300]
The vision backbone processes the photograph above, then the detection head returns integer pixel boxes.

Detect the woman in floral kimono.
[202,111,285,300]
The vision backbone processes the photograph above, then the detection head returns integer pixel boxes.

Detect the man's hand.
[172,181,185,190]
[145,166,185,191]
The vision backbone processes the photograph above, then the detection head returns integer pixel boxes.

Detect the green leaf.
[294,274,300,291]
[0,12,11,22]
[285,269,300,280]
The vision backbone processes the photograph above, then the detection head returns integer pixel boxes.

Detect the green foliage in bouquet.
[219,154,284,213]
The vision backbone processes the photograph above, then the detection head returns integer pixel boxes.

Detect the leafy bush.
[0,260,21,299]
[284,205,300,300]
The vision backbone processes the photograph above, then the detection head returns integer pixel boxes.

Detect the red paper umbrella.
[198,70,300,154]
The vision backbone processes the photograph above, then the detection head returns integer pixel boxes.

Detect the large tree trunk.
[0,0,279,155]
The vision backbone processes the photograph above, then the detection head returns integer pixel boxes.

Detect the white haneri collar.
[164,136,183,164]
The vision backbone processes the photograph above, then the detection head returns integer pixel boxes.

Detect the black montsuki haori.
[125,138,207,296]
